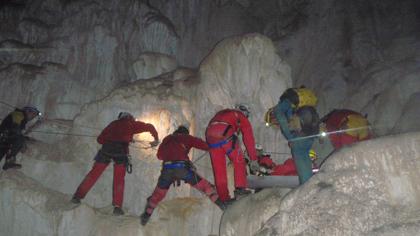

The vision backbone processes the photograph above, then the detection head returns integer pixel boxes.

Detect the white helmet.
[235,104,250,117]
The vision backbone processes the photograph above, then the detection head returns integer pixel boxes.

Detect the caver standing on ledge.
[0,106,41,170]
[140,125,225,225]
[205,104,260,203]
[271,87,320,184]
[71,112,159,216]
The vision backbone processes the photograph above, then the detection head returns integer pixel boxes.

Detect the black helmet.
[173,125,189,135]
[118,112,133,120]
[23,106,41,116]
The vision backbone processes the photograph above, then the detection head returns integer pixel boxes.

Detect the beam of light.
[289,125,373,142]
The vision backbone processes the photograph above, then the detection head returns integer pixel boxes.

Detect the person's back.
[157,133,207,162]
[71,112,159,216]
[140,126,224,225]
[0,109,27,135]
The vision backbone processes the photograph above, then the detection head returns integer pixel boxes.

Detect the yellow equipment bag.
[295,88,318,108]
[344,114,370,139]
[11,111,25,125]
[264,107,279,128]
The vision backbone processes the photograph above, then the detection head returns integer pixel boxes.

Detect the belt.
[162,160,188,169]
[208,136,232,148]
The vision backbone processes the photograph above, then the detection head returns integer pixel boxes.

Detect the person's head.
[22,106,41,121]
[234,104,250,118]
[118,112,134,120]
[173,125,189,135]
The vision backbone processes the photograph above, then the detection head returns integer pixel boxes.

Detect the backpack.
[295,106,320,136]
[280,87,318,108]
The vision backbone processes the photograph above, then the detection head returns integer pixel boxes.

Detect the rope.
[25,130,155,150]
[263,151,290,156]
[0,101,16,109]
[192,151,208,164]
[30,130,97,138]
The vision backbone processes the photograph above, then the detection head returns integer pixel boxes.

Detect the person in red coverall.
[320,109,373,149]
[70,112,159,216]
[205,104,260,203]
[140,125,224,225]
[253,145,317,176]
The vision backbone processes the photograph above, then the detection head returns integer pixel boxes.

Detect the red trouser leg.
[209,147,230,202]
[146,186,169,215]
[192,178,219,202]
[74,162,109,199]
[227,145,247,189]
[113,163,126,207]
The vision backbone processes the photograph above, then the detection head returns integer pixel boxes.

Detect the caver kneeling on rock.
[141,125,225,226]
[71,112,159,216]
[0,106,41,170]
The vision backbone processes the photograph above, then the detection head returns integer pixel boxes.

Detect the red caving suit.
[73,117,158,208]
[205,109,258,201]
[144,133,219,215]
[323,109,372,149]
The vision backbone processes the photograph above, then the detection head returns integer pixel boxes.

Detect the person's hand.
[149,139,160,147]
[249,160,260,173]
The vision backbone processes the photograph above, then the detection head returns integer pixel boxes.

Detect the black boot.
[3,155,22,170]
[234,188,252,200]
[140,212,151,226]
[70,195,81,204]
[113,207,125,216]
[214,198,227,211]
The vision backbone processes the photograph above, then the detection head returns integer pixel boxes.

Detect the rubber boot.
[113,207,124,216]
[70,195,81,204]
[233,188,251,200]
[140,212,151,225]
[214,198,227,211]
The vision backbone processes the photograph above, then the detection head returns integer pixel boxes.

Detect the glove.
[249,160,260,173]
[149,139,160,147]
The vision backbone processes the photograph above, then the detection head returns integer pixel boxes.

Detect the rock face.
[219,132,420,236]
[0,171,221,236]
[0,0,257,120]
[1,33,291,235]
[1,1,420,236]
[267,0,420,136]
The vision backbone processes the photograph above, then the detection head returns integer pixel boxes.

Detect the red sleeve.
[182,135,209,151]
[132,121,159,140]
[238,112,258,161]
[97,125,111,144]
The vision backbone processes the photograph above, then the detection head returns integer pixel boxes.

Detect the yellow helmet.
[295,88,318,108]
[344,114,370,139]
[264,107,279,128]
